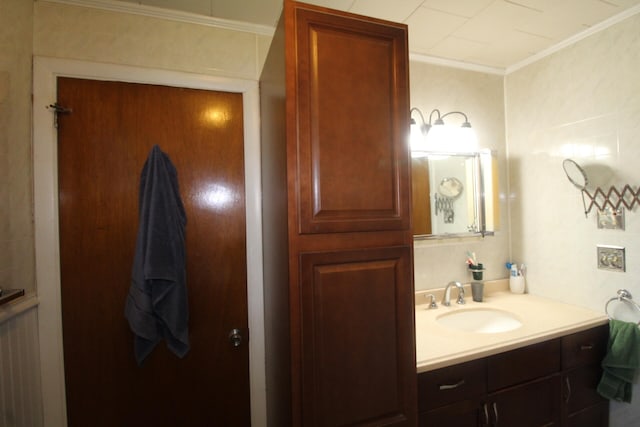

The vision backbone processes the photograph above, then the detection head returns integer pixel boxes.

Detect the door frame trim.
[33,56,266,426]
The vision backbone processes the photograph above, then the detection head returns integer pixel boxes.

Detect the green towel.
[597,319,640,403]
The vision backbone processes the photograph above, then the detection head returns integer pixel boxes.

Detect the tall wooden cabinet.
[260,1,416,425]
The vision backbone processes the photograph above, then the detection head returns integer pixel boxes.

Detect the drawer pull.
[580,344,594,351]
[564,377,572,404]
[439,379,465,390]
[482,403,489,426]
[492,402,499,426]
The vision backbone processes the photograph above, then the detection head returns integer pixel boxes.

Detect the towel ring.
[605,289,640,324]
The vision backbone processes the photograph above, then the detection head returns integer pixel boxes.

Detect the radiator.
[0,306,44,427]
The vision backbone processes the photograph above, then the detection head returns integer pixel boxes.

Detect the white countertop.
[415,280,609,373]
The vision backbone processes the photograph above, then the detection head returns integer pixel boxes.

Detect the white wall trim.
[413,5,640,76]
[33,56,266,427]
[0,294,39,325]
[41,0,276,36]
[409,52,506,76]
[42,0,640,77]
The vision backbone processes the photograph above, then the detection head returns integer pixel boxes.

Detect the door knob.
[228,328,243,348]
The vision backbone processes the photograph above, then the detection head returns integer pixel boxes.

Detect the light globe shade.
[410,121,428,157]
[427,124,478,152]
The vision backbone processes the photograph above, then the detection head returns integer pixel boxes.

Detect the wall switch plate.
[597,245,625,272]
[597,207,625,230]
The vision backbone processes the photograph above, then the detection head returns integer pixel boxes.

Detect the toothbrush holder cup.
[471,281,484,302]
[469,263,483,281]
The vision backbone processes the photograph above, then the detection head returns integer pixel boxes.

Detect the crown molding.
[41,0,276,36]
[506,3,640,74]
[409,52,505,76]
[42,0,640,76]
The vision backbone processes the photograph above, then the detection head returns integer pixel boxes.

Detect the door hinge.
[47,103,72,128]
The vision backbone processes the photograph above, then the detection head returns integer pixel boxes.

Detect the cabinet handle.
[564,377,572,404]
[482,403,489,426]
[580,344,594,351]
[492,402,499,426]
[438,379,465,390]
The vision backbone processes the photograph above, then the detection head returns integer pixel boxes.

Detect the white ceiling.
[115,0,640,71]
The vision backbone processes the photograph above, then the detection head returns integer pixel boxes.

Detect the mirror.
[562,159,589,190]
[438,177,464,198]
[412,150,498,238]
[561,158,590,217]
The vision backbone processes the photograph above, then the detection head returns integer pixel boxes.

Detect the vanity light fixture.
[410,107,477,155]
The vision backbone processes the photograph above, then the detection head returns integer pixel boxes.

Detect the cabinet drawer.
[487,339,561,391]
[562,324,608,369]
[418,359,486,411]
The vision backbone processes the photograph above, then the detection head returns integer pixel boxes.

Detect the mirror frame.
[412,149,497,240]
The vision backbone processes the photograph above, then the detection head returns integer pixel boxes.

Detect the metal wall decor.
[434,194,455,223]
[434,177,463,224]
[562,159,639,218]
[584,184,640,215]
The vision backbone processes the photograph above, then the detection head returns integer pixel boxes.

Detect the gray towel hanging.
[125,145,189,365]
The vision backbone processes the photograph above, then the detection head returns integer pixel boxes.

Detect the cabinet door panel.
[300,246,415,426]
[490,376,561,427]
[564,365,607,414]
[566,401,609,427]
[419,398,483,427]
[295,7,410,234]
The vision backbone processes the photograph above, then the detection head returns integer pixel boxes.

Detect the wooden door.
[56,78,250,426]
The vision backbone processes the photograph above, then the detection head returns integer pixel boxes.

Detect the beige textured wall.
[0,0,34,293]
[0,0,271,293]
[33,1,272,80]
[506,13,640,426]
[410,61,509,290]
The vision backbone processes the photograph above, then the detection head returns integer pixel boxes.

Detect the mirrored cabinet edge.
[411,149,499,240]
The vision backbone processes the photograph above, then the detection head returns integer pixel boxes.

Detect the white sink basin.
[436,307,523,333]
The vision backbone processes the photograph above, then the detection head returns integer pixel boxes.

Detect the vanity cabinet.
[562,325,610,427]
[260,1,415,425]
[418,325,609,427]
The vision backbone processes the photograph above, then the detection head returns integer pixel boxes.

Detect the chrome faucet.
[442,281,466,306]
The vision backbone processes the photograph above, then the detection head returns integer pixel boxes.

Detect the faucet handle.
[425,293,438,309]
